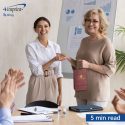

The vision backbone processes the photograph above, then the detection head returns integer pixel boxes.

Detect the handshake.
[54,53,68,61]
[54,53,90,69]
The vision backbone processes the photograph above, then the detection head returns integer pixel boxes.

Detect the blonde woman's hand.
[76,60,90,69]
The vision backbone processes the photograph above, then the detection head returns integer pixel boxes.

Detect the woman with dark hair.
[25,17,66,105]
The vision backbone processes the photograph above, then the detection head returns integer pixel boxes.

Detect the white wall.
[110,0,125,106]
[0,0,62,107]
[0,0,125,108]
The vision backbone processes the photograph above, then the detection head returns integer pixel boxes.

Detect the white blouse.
[25,39,63,78]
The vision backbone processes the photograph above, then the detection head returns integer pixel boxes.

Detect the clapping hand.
[0,69,24,109]
[115,88,125,101]
[8,68,25,88]
[112,95,125,114]
[112,88,125,114]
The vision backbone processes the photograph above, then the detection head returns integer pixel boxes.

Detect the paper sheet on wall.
[67,25,87,56]
[61,0,81,23]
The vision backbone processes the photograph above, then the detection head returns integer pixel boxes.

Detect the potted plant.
[115,25,125,72]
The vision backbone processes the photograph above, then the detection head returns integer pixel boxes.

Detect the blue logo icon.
[65,9,75,15]
[74,27,82,35]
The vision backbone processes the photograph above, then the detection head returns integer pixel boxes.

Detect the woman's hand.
[8,68,25,88]
[57,94,62,106]
[76,60,90,69]
[0,74,15,108]
[112,95,125,114]
[0,69,24,109]
[43,54,67,71]
[54,53,67,61]
[115,88,125,101]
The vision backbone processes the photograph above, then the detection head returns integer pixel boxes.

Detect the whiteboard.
[57,0,117,78]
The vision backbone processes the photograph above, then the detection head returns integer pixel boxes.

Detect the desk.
[13,107,114,125]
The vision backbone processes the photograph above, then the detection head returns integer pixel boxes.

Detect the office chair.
[25,100,58,108]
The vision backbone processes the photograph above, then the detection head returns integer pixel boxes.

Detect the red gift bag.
[73,68,88,91]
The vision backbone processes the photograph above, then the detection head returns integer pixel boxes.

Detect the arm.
[0,76,13,125]
[115,88,125,101]
[112,95,125,114]
[42,57,56,71]
[77,59,115,76]
[57,78,62,106]
[88,62,115,76]
[43,53,66,71]
[8,69,25,88]
[91,39,116,76]
[112,88,125,114]
[25,45,44,76]
[77,39,116,76]
[115,88,125,100]
[53,45,63,106]
[26,45,66,75]
[0,108,13,125]
[0,69,24,125]
[67,57,77,69]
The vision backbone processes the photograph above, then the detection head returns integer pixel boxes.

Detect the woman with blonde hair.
[67,8,116,108]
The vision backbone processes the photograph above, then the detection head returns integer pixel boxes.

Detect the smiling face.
[84,14,100,36]
[83,9,109,36]
[35,20,50,37]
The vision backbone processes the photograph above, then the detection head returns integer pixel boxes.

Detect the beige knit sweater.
[75,36,116,102]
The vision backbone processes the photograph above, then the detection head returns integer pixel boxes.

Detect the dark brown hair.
[34,17,51,29]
